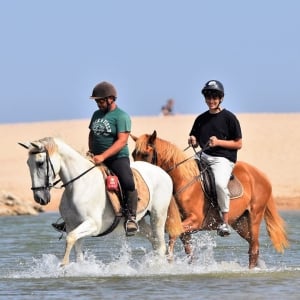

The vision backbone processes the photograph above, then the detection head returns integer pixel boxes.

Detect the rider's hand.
[93,154,105,165]
[86,151,94,158]
[188,136,198,148]
[208,136,218,147]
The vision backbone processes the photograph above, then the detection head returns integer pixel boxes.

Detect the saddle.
[195,158,243,207]
[100,165,150,217]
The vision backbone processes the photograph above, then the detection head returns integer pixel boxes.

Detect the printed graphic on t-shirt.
[92,118,112,136]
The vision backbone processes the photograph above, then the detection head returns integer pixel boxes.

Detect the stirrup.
[52,221,66,232]
[217,223,231,237]
[125,219,139,236]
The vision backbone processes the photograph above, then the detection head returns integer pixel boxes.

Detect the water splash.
[5,234,254,279]
[5,232,296,279]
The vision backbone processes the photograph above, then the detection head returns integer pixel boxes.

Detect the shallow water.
[0,211,299,299]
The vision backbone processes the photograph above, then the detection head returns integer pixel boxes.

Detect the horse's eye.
[36,161,44,168]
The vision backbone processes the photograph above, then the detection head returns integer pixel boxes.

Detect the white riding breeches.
[199,152,235,213]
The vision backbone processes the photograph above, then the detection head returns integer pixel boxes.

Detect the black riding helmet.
[90,81,117,100]
[201,80,224,98]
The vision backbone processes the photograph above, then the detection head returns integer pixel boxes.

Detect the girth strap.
[95,213,123,237]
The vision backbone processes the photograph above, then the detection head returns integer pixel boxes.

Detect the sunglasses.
[203,91,222,100]
[94,98,107,103]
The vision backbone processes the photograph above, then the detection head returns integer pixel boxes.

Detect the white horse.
[19,137,183,266]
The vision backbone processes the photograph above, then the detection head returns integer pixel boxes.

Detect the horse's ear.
[30,142,44,150]
[149,130,157,144]
[130,133,138,142]
[18,142,30,149]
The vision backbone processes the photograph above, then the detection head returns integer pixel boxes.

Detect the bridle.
[30,149,96,191]
[30,149,59,192]
[140,141,211,196]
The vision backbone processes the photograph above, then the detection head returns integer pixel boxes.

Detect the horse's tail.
[165,196,184,238]
[264,195,289,253]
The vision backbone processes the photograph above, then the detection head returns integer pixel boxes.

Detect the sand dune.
[1,113,299,211]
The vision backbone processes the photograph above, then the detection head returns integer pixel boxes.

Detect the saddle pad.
[132,168,150,214]
[99,165,150,216]
[229,176,244,199]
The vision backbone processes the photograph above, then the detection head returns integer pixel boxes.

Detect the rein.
[59,165,97,188]
[152,141,210,173]
[31,149,97,191]
[149,141,210,198]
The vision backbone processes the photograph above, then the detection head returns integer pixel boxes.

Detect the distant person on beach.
[188,80,242,237]
[161,98,174,116]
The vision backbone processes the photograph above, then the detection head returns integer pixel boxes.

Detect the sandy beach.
[1,113,299,211]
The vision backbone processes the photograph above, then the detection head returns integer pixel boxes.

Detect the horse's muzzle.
[33,189,51,205]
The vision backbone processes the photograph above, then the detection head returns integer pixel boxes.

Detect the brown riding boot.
[124,190,139,236]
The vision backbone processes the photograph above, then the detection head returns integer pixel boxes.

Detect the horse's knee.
[66,233,77,246]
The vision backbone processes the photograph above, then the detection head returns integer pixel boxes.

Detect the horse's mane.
[29,137,58,155]
[136,134,199,178]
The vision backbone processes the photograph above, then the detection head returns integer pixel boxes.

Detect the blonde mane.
[135,134,199,179]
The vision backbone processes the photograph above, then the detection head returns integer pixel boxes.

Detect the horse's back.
[130,160,173,199]
[235,161,271,183]
[131,160,172,184]
[234,160,273,198]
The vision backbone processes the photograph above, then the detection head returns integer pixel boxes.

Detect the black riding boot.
[124,190,139,236]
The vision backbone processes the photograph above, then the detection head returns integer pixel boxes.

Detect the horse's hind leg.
[138,218,153,239]
[139,218,166,256]
[149,214,168,257]
[231,210,261,269]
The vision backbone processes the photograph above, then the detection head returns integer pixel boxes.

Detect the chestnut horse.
[131,130,289,268]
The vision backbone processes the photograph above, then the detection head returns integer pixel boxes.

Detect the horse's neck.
[159,156,198,189]
[56,141,94,184]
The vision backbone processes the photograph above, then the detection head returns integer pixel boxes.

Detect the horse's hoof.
[166,255,174,263]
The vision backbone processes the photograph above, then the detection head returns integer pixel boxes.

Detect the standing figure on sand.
[161,98,175,116]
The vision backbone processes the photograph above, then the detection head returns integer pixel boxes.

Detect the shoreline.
[39,196,300,213]
[1,113,299,214]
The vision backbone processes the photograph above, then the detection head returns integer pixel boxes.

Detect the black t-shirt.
[189,109,242,163]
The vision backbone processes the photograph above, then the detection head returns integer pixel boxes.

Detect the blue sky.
[1,0,300,124]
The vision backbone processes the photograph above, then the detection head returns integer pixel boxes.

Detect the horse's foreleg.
[74,238,84,263]
[180,233,194,262]
[61,220,98,266]
[167,236,176,262]
[61,232,77,266]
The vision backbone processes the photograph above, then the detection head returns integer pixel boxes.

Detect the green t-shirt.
[89,107,131,160]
